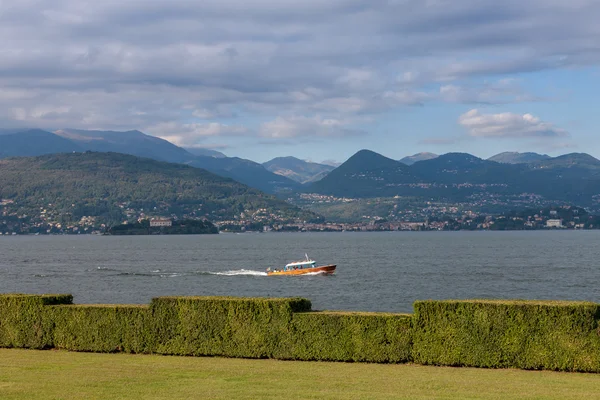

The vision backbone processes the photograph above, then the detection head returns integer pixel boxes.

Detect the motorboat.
[266,254,336,276]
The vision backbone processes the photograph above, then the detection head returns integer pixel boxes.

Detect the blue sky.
[1,0,599,163]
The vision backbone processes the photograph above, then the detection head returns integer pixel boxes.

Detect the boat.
[266,254,336,276]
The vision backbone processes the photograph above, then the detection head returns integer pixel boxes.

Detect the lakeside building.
[546,219,563,228]
[150,218,172,227]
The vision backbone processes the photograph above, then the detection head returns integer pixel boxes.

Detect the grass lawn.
[1,349,599,399]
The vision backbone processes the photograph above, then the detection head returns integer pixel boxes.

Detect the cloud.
[458,109,568,138]
[0,0,598,138]
[148,122,249,147]
[259,115,364,138]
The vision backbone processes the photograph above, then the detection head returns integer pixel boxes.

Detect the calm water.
[0,231,599,313]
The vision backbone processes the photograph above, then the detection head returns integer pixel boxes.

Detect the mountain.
[320,160,342,168]
[488,152,550,164]
[309,150,417,197]
[410,152,518,184]
[0,152,316,225]
[531,153,600,170]
[263,156,335,184]
[57,128,300,193]
[184,148,227,158]
[306,149,600,205]
[2,128,296,194]
[54,129,194,164]
[0,129,82,158]
[399,152,439,165]
[187,156,300,194]
[0,128,32,136]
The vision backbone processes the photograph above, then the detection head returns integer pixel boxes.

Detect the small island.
[108,218,218,235]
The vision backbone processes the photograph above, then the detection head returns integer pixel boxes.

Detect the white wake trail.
[208,269,268,276]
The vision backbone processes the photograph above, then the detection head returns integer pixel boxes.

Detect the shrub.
[150,296,311,358]
[0,294,72,349]
[412,300,600,372]
[49,304,151,353]
[286,311,413,363]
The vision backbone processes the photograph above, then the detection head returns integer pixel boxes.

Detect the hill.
[54,129,196,164]
[54,129,299,193]
[306,149,600,205]
[0,128,296,194]
[399,152,439,165]
[0,152,317,228]
[309,150,417,197]
[0,129,82,158]
[263,156,335,184]
[186,156,300,194]
[488,152,550,164]
[183,148,227,158]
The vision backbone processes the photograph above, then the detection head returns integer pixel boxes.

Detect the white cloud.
[149,122,249,147]
[458,109,568,138]
[0,0,598,137]
[259,115,363,138]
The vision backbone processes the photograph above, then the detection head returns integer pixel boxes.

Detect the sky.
[1,0,599,164]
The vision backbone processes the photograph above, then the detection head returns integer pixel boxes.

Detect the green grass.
[1,349,600,399]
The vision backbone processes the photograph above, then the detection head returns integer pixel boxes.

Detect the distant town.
[1,195,599,235]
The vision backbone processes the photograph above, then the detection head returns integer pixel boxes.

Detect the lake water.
[0,231,599,313]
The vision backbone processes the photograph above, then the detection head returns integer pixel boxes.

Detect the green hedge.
[150,296,311,358]
[412,300,600,372]
[286,311,413,363]
[4,294,600,372]
[0,294,72,349]
[49,304,151,353]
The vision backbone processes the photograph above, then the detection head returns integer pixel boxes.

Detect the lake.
[0,231,599,313]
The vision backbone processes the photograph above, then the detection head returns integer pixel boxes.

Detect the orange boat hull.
[267,264,336,276]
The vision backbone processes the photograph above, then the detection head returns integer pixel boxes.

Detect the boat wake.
[206,269,268,277]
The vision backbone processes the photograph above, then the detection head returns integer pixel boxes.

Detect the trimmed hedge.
[151,296,311,358]
[3,294,600,372]
[0,294,72,349]
[49,304,151,353]
[412,300,600,372]
[287,311,413,363]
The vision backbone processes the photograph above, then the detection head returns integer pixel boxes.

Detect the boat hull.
[267,264,336,276]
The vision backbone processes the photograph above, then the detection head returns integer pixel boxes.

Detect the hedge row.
[287,311,413,363]
[412,299,600,372]
[0,294,72,349]
[150,296,311,358]
[2,294,600,371]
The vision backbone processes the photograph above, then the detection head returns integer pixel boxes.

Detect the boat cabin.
[283,260,315,271]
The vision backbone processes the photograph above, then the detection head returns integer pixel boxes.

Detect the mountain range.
[487,152,551,164]
[0,152,315,225]
[3,127,600,208]
[263,157,335,184]
[399,152,439,165]
[309,149,600,206]
[0,128,298,194]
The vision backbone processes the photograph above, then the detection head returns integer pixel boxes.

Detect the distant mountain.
[306,149,600,205]
[0,128,32,136]
[0,152,316,224]
[184,148,227,158]
[320,160,342,168]
[263,156,335,184]
[328,149,402,175]
[54,129,194,164]
[488,152,550,164]
[309,150,417,197]
[187,156,300,194]
[531,153,600,169]
[399,152,439,165]
[0,128,296,194]
[0,129,82,158]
